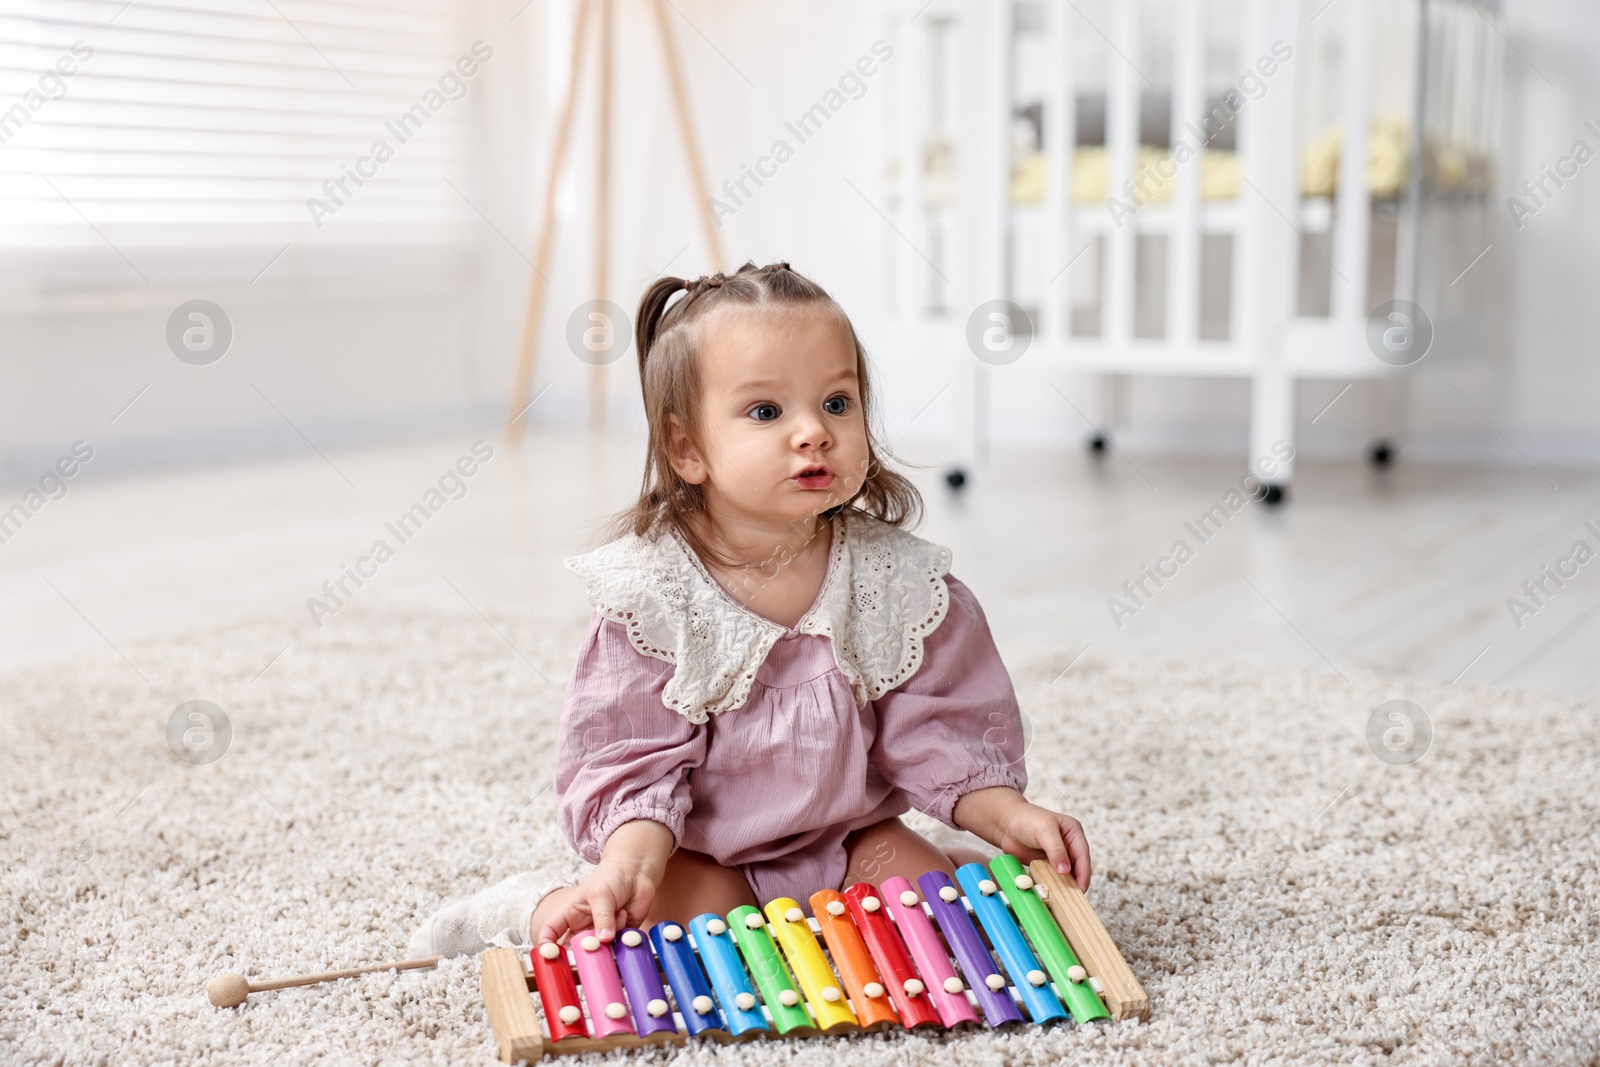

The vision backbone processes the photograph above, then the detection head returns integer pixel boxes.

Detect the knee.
[647,850,756,927]
[708,863,758,910]
[843,815,903,848]
[945,845,993,869]
[682,852,756,901]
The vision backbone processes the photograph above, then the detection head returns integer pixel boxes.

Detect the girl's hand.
[537,853,660,947]
[952,788,1092,892]
[992,801,1092,892]
[537,819,674,946]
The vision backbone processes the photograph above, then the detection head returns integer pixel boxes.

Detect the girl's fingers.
[1062,818,1092,892]
[624,884,656,929]
[1005,843,1047,866]
[539,896,587,946]
[586,883,621,941]
[1040,818,1074,878]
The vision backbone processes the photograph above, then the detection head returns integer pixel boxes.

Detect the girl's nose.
[792,414,832,450]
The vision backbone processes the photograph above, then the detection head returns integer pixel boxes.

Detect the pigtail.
[634,275,689,378]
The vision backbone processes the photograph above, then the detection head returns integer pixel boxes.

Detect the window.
[0,0,490,301]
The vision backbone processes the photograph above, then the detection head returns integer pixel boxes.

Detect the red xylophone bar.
[842,882,943,1029]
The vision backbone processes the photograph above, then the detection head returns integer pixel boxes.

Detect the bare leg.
[842,815,994,886]
[531,848,757,944]
[945,844,993,869]
[645,847,760,926]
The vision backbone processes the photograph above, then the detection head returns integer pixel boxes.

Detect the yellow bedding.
[1006,115,1420,205]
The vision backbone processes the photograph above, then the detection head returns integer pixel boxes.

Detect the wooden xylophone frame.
[481,858,1148,1062]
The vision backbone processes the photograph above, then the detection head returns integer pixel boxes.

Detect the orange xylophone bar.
[808,889,900,1030]
[479,856,1149,1061]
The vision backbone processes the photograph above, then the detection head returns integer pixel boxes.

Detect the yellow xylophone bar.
[764,898,859,1031]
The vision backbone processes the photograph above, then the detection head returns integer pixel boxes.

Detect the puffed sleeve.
[556,612,707,864]
[868,574,1028,830]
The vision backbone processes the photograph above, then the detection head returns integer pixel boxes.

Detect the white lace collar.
[563,509,954,723]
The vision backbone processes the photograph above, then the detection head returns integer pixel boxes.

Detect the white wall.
[4,0,1597,489]
[0,2,541,485]
[537,0,1600,472]
[1491,0,1600,462]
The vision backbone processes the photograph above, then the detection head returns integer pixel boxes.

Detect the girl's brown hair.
[597,259,924,570]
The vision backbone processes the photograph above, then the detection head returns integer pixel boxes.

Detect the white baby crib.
[877,0,1504,500]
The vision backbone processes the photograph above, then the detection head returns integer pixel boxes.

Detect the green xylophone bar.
[988,855,1111,1024]
[725,905,813,1034]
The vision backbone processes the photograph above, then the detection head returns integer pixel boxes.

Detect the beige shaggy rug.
[2,603,1597,1066]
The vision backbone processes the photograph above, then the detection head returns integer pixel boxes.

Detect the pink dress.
[554,508,1028,906]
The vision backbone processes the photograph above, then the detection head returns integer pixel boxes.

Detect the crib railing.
[877,0,1502,496]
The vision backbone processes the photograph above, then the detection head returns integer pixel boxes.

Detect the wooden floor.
[2,427,1596,701]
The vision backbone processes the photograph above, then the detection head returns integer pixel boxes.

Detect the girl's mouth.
[793,466,834,489]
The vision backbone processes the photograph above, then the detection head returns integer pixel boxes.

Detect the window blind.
[0,0,488,255]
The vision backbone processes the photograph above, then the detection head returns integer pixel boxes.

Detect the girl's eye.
[751,403,779,422]
[824,395,849,415]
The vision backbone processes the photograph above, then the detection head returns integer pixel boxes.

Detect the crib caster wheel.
[944,466,967,490]
[1369,440,1394,467]
[1262,484,1287,506]
[1087,433,1108,456]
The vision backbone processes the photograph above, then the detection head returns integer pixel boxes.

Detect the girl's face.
[668,306,870,534]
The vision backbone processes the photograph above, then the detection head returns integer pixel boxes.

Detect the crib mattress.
[1001,116,1478,207]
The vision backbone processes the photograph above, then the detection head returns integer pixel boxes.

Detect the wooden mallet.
[208,956,443,1007]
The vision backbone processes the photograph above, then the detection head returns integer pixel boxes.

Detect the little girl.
[408,261,1090,960]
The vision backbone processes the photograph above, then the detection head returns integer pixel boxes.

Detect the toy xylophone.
[480,857,1148,1061]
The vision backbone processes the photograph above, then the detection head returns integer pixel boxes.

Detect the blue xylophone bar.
[647,922,725,1037]
[954,862,1069,1024]
[687,913,769,1036]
